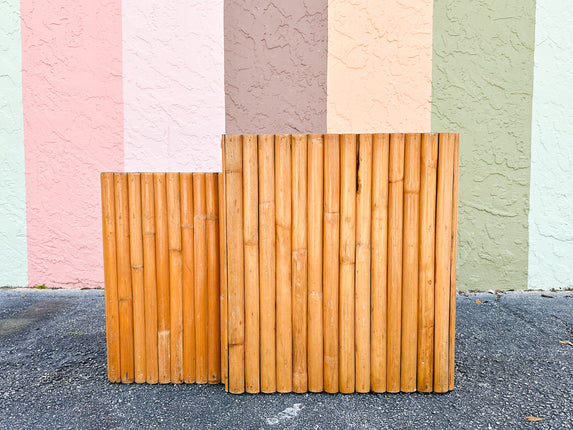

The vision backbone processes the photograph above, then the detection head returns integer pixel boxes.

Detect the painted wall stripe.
[123,0,225,172]
[528,1,573,290]
[224,0,327,134]
[0,0,27,286]
[327,0,433,133]
[432,0,536,291]
[21,0,123,288]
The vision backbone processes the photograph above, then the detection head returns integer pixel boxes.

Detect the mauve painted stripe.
[21,0,123,288]
[123,0,225,172]
[225,0,327,134]
[0,0,27,286]
[327,0,433,133]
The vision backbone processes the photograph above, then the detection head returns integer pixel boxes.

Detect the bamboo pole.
[258,134,276,393]
[141,173,159,384]
[193,173,208,384]
[154,173,171,383]
[206,173,221,384]
[401,134,421,392]
[355,134,372,393]
[115,173,134,383]
[101,173,121,383]
[387,134,405,393]
[180,173,196,384]
[449,134,460,391]
[417,134,438,392]
[275,134,293,393]
[323,134,340,393]
[242,135,260,393]
[370,134,389,393]
[339,134,356,394]
[307,134,323,392]
[167,173,183,384]
[128,173,146,383]
[218,169,228,391]
[292,134,308,393]
[434,133,455,393]
[225,135,245,394]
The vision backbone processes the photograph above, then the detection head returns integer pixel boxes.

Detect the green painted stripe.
[0,0,28,286]
[432,0,536,291]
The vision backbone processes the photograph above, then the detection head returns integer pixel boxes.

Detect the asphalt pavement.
[0,288,572,429]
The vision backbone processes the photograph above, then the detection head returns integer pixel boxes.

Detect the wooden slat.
[370,134,389,393]
[449,134,460,391]
[206,173,221,384]
[339,134,356,394]
[401,134,421,392]
[101,173,121,382]
[180,173,196,384]
[292,134,308,393]
[218,169,228,390]
[434,133,455,393]
[355,134,372,393]
[193,173,208,384]
[115,173,135,383]
[417,134,438,392]
[307,134,324,392]
[225,135,246,394]
[323,134,340,393]
[258,135,276,393]
[387,134,404,393]
[275,134,293,393]
[128,173,146,383]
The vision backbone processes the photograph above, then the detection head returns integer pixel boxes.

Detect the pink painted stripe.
[21,0,123,288]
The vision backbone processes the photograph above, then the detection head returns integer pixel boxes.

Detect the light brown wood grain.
[449,134,460,391]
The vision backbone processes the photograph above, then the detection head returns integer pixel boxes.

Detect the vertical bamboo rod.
[323,134,340,393]
[167,173,183,384]
[417,134,438,392]
[401,134,421,392]
[154,173,171,383]
[225,135,245,394]
[206,173,221,384]
[115,173,134,383]
[180,173,196,384]
[243,136,260,393]
[101,173,121,383]
[387,134,405,393]
[128,173,146,383]
[434,133,455,393]
[292,134,308,393]
[307,134,324,392]
[449,134,460,391]
[218,169,228,390]
[370,134,389,393]
[275,134,293,393]
[339,134,356,394]
[258,134,276,393]
[193,173,208,384]
[355,134,372,393]
[141,173,158,384]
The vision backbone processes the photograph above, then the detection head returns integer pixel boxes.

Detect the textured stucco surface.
[21,0,124,288]
[327,0,433,133]
[123,0,225,172]
[225,0,327,134]
[528,1,573,290]
[432,0,535,291]
[0,0,27,286]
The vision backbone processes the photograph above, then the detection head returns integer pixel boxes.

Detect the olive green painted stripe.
[431,0,536,291]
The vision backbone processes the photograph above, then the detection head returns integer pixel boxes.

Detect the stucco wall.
[224,0,327,134]
[432,0,536,291]
[0,0,27,286]
[528,1,573,290]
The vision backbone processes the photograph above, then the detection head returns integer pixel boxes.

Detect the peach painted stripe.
[21,0,123,288]
[122,0,225,172]
[327,0,433,133]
